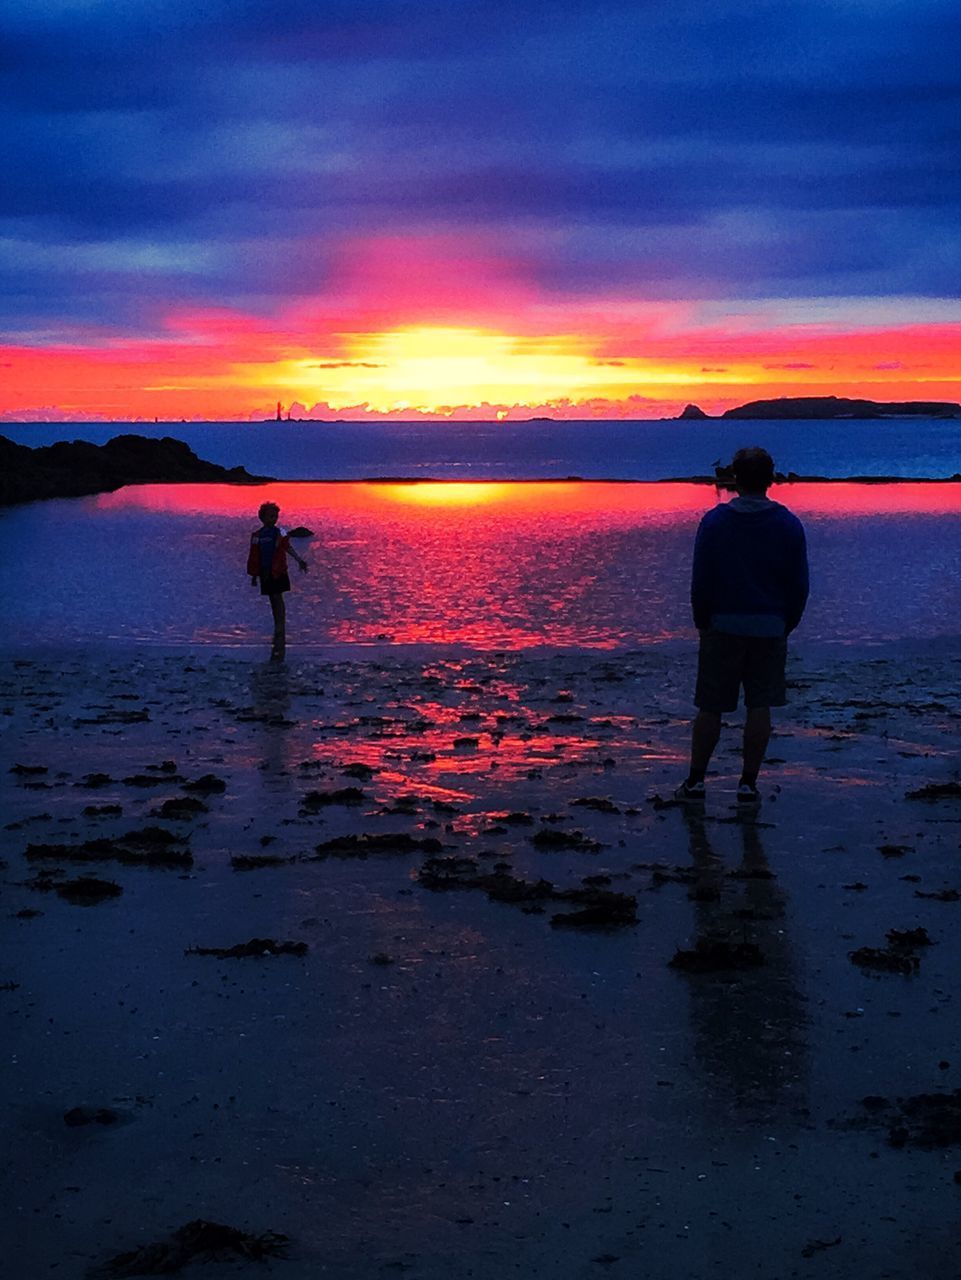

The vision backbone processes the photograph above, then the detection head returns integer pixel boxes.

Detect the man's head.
[258,501,280,525]
[731,446,775,495]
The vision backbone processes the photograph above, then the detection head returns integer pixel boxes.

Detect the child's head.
[258,501,280,525]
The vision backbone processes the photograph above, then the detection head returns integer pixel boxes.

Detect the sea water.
[3,480,960,650]
[5,417,961,481]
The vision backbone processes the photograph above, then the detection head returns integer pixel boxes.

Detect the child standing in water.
[247,501,308,660]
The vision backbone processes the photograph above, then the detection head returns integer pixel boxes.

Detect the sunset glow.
[4,298,960,423]
[2,1,959,424]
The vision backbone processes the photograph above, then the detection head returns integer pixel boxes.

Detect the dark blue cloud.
[1,0,959,335]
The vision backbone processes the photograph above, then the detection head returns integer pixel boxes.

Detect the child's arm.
[246,532,260,584]
[281,530,308,573]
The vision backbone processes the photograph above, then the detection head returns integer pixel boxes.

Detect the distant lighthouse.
[276,401,283,422]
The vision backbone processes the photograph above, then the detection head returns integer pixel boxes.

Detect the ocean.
[5,416,961,481]
[4,479,960,651]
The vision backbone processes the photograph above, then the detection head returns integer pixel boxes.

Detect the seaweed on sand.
[417,858,638,928]
[26,827,192,869]
[905,781,961,801]
[849,946,919,974]
[530,827,601,852]
[26,870,123,904]
[150,797,208,819]
[91,1218,289,1277]
[300,787,366,811]
[857,1091,961,1149]
[313,833,442,858]
[230,853,298,871]
[669,938,765,973]
[185,938,307,958]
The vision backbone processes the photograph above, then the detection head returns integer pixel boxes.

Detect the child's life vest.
[247,525,291,579]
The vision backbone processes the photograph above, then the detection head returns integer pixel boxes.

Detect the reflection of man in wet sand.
[676,447,809,806]
[680,807,808,1118]
[246,502,308,661]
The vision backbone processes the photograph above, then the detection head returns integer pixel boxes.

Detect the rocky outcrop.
[0,434,270,506]
[722,396,961,420]
[677,403,710,420]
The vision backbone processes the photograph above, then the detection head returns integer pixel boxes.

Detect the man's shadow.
[679,807,809,1123]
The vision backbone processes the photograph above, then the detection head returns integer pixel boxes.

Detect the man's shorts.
[694,629,787,713]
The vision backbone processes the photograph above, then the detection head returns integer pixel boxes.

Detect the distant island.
[677,395,961,420]
[677,404,710,420]
[0,434,270,506]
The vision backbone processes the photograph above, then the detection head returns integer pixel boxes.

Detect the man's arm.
[690,516,714,631]
[783,521,809,633]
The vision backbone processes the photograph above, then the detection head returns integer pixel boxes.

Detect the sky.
[1,0,959,422]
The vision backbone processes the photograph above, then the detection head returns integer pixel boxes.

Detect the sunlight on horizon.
[266,325,736,412]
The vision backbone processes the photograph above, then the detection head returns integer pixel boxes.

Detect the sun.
[263,325,702,412]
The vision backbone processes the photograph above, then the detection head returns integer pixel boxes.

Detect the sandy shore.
[3,638,961,1278]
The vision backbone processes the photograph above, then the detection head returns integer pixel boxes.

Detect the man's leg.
[688,710,722,784]
[741,706,771,787]
[269,594,286,660]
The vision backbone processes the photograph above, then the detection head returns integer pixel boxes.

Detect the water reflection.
[680,808,808,1120]
[245,662,297,783]
[6,480,961,648]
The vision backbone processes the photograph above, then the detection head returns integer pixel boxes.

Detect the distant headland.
[0,434,270,506]
[678,395,961,420]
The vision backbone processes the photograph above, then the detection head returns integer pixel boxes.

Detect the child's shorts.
[260,573,291,596]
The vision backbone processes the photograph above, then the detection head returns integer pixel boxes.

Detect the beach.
[4,635,961,1278]
[8,0,961,1267]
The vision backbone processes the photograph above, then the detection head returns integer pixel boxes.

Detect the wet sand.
[3,638,961,1278]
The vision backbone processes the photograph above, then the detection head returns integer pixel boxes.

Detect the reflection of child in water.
[246,501,308,660]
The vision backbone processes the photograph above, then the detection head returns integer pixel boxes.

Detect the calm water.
[3,481,960,650]
[5,417,961,480]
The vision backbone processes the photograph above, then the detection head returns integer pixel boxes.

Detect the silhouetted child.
[246,501,308,660]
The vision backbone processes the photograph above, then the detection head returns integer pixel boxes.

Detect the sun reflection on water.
[13,480,961,649]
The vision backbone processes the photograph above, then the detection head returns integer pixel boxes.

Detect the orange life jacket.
[247,526,290,578]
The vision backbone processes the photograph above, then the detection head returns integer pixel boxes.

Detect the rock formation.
[0,434,270,506]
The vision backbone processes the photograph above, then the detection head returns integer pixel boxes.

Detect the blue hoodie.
[691,496,809,636]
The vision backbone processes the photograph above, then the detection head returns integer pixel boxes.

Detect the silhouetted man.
[676,446,809,805]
